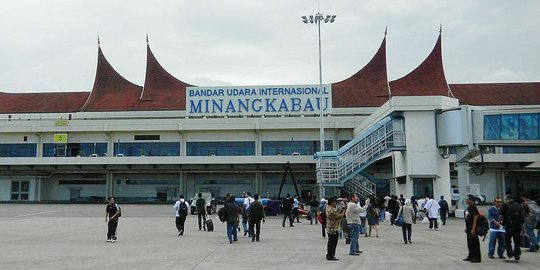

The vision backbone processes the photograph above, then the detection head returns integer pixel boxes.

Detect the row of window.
[0,141,336,157]
[484,113,539,140]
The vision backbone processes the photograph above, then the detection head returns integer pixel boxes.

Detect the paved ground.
[0,204,539,270]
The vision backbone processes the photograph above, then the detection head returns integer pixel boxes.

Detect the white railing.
[316,117,405,186]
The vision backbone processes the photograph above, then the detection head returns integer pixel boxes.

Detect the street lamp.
[302,12,336,199]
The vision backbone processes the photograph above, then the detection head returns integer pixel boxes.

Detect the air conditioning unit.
[89,154,98,157]
[116,154,125,157]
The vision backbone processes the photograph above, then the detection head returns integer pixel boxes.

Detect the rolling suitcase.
[206,219,214,232]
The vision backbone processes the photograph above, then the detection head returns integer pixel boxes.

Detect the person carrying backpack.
[174,195,190,236]
[463,194,481,263]
[521,192,539,252]
[500,194,524,261]
[225,195,239,244]
[248,194,265,242]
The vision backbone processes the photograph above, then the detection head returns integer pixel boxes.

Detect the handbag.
[395,211,404,226]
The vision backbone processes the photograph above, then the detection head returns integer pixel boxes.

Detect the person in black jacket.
[248,194,266,242]
[464,194,481,263]
[225,196,239,244]
[282,194,294,227]
[388,195,399,225]
[500,194,524,262]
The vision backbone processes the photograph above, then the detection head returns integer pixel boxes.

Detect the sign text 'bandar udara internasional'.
[186,85,332,116]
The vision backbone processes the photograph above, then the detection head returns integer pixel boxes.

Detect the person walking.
[346,194,369,256]
[282,194,294,227]
[366,197,379,237]
[424,196,440,230]
[292,195,301,223]
[378,195,386,223]
[195,193,207,231]
[500,194,524,261]
[319,199,327,238]
[105,196,121,242]
[487,197,506,259]
[242,192,254,237]
[387,195,399,225]
[397,199,415,244]
[309,195,319,225]
[398,194,406,206]
[225,196,239,244]
[411,196,418,224]
[438,195,449,225]
[325,197,345,261]
[248,194,265,242]
[173,195,190,236]
[521,192,539,252]
[464,194,481,263]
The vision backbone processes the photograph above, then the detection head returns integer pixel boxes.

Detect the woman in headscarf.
[397,199,415,244]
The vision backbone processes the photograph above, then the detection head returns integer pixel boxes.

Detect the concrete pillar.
[36,133,43,157]
[106,133,114,156]
[456,162,470,217]
[35,176,41,201]
[179,132,186,156]
[179,173,186,197]
[255,172,262,195]
[105,173,113,197]
[256,131,262,156]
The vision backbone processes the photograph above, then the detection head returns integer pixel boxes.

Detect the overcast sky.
[1,0,539,93]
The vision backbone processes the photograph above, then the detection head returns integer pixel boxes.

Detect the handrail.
[316,117,406,186]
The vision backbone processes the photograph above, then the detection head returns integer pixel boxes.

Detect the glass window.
[114,142,180,156]
[43,143,108,157]
[0,144,37,157]
[11,194,19,200]
[262,140,333,155]
[20,194,29,200]
[187,141,255,156]
[502,146,540,154]
[11,181,19,192]
[483,115,500,140]
[501,114,519,140]
[519,113,539,140]
[21,182,29,192]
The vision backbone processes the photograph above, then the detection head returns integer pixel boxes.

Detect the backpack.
[218,207,228,222]
[527,202,540,222]
[504,202,524,227]
[178,201,188,217]
[475,214,489,236]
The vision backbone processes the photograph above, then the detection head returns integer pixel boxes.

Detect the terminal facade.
[0,33,539,203]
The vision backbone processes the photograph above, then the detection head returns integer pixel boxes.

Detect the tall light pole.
[302,13,336,199]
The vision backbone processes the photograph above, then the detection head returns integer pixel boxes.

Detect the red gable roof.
[81,47,142,111]
[389,34,451,97]
[450,82,540,106]
[136,45,191,110]
[332,36,389,107]
[0,91,89,113]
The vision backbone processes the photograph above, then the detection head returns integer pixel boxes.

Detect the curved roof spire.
[81,45,143,111]
[389,32,452,97]
[137,43,192,110]
[332,32,389,107]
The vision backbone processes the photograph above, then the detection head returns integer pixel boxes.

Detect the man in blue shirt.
[487,197,506,259]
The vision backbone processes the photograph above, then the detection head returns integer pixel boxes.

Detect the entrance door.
[70,188,81,201]
[413,178,433,198]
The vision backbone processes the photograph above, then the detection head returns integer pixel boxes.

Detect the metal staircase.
[315,116,406,198]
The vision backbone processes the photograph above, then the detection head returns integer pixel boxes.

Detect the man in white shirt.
[242,192,255,236]
[424,196,441,230]
[173,195,190,236]
[292,195,301,223]
[346,194,369,255]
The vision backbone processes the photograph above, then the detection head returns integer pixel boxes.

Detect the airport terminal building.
[1,33,539,203]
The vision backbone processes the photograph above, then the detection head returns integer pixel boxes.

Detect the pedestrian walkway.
[0,204,538,270]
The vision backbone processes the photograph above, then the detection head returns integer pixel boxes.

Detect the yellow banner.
[54,134,68,144]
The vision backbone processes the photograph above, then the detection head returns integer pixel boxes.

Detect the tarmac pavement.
[0,204,539,270]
